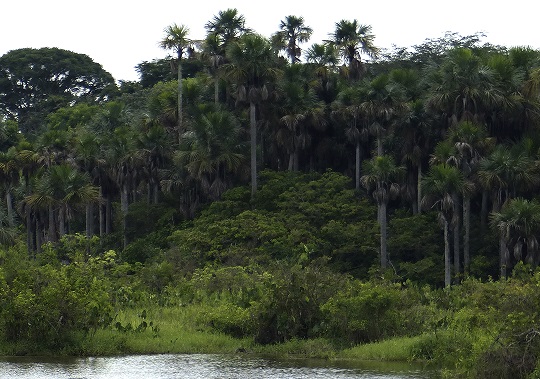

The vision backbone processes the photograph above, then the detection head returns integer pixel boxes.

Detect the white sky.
[1,1,538,82]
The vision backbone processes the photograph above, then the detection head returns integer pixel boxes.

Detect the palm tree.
[426,47,501,127]
[332,83,369,189]
[204,9,251,105]
[159,23,196,141]
[362,73,407,156]
[327,20,379,81]
[491,198,540,277]
[225,33,280,194]
[272,15,313,65]
[275,65,326,171]
[422,164,471,287]
[25,164,100,241]
[478,143,539,277]
[305,43,340,104]
[175,107,246,200]
[0,148,20,227]
[446,121,494,274]
[205,8,250,45]
[361,155,404,269]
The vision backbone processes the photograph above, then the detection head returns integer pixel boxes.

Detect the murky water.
[0,354,435,379]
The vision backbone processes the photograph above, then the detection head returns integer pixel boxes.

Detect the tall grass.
[339,336,423,361]
[78,305,253,356]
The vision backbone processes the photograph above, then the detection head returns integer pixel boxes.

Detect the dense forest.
[2,9,540,378]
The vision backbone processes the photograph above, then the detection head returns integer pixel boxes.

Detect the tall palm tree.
[422,164,471,287]
[0,147,20,227]
[272,15,313,65]
[332,83,369,189]
[491,198,540,277]
[446,121,494,274]
[426,47,501,128]
[361,155,404,269]
[175,107,246,200]
[305,43,340,104]
[25,164,99,241]
[362,73,407,156]
[225,33,280,194]
[205,8,250,45]
[478,143,539,278]
[204,9,251,105]
[275,64,326,171]
[327,20,379,81]
[159,23,196,141]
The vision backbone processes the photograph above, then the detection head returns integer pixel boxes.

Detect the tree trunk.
[250,101,257,195]
[379,201,388,269]
[214,78,219,104]
[6,190,14,227]
[480,190,489,232]
[48,204,56,242]
[452,193,461,282]
[417,164,422,214]
[177,59,183,143]
[444,218,451,287]
[105,195,112,234]
[355,142,361,190]
[121,184,129,249]
[99,187,105,237]
[500,235,508,279]
[86,203,94,239]
[26,207,34,256]
[463,196,470,275]
[59,206,66,237]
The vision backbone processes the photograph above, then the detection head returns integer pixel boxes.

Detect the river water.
[0,354,434,379]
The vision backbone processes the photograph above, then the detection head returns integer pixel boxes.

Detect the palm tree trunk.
[379,202,388,269]
[214,79,219,104]
[26,207,34,256]
[59,206,66,237]
[86,203,94,239]
[444,218,451,287]
[121,184,129,249]
[99,187,105,237]
[105,195,112,234]
[480,190,489,232]
[35,216,42,254]
[355,142,361,190]
[417,164,422,214]
[177,59,183,142]
[48,204,56,242]
[6,190,14,227]
[250,101,257,195]
[463,196,470,275]
[452,193,461,282]
[500,235,508,279]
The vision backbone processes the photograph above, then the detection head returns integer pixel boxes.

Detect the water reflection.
[0,354,434,379]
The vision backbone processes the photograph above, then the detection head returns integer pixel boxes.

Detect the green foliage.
[322,281,407,344]
[0,246,115,350]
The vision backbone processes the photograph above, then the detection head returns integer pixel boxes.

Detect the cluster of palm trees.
[2,8,540,285]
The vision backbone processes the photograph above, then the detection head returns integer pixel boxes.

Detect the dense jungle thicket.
[2,9,540,378]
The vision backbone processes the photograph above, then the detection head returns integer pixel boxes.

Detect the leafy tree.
[0,47,116,136]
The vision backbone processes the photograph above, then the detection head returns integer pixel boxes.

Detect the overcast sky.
[1,1,538,82]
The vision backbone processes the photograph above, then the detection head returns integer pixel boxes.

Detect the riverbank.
[0,305,426,364]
